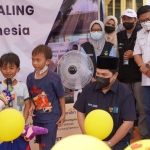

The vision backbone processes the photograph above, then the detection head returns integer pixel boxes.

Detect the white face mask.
[141,21,150,31]
[90,31,103,40]
[36,65,48,75]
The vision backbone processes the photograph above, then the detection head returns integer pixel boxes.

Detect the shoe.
[24,126,48,141]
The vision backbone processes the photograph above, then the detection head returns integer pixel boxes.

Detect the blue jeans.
[142,86,150,136]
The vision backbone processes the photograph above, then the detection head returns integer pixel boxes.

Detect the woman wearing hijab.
[104,16,118,57]
[81,20,115,77]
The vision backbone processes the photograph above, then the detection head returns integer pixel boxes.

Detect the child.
[0,52,31,150]
[27,44,66,150]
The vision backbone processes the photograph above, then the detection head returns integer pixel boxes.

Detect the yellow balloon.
[124,139,150,150]
[0,108,25,141]
[52,134,111,150]
[84,109,113,140]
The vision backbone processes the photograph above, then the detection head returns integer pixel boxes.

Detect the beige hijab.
[104,16,118,50]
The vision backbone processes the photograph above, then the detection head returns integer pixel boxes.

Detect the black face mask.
[123,22,134,30]
[105,26,115,33]
[95,76,110,89]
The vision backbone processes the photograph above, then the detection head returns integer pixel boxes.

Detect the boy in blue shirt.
[27,44,65,150]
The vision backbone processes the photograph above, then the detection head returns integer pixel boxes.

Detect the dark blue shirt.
[74,79,136,142]
[27,70,65,123]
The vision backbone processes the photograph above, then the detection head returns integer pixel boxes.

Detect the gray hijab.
[89,20,105,56]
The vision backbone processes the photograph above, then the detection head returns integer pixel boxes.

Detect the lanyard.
[125,38,134,51]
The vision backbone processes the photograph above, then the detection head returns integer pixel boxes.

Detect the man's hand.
[124,50,133,59]
[146,70,150,78]
[29,103,35,116]
[56,114,65,127]
[140,63,149,74]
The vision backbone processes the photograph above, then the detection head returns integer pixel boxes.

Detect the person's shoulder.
[81,41,91,47]
[117,81,132,96]
[47,70,61,81]
[117,30,125,36]
[137,28,145,35]
[105,41,113,47]
[83,81,97,91]
[27,72,35,80]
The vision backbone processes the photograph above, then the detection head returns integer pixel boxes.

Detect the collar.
[95,79,119,93]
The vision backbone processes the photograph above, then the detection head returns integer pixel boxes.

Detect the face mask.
[123,22,134,30]
[105,26,115,33]
[141,21,150,31]
[95,76,110,89]
[36,65,48,75]
[90,31,103,40]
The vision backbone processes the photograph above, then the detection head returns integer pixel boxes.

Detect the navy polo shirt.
[27,70,65,123]
[74,79,136,142]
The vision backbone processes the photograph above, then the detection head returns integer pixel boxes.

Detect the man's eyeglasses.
[140,18,150,24]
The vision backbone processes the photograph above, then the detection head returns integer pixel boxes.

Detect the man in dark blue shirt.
[74,56,136,150]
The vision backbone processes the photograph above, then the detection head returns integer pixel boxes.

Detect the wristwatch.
[146,63,150,69]
[107,140,113,147]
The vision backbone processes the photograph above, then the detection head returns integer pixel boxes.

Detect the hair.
[137,5,150,18]
[109,69,118,74]
[73,44,78,47]
[32,44,52,59]
[0,52,20,68]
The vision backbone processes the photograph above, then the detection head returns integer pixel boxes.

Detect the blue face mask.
[90,31,103,40]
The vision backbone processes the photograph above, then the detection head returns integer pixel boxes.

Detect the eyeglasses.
[91,29,102,32]
[139,18,150,24]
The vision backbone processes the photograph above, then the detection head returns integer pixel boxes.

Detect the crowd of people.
[0,4,150,150]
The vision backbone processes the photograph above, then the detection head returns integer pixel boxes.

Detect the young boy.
[0,52,31,150]
[27,44,66,150]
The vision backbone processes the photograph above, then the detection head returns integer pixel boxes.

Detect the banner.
[0,0,63,81]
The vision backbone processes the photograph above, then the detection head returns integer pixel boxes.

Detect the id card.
[123,59,129,65]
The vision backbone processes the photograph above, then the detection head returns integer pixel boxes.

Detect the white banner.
[0,0,63,81]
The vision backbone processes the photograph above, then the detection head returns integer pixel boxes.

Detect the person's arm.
[23,99,30,122]
[28,99,35,116]
[77,111,86,134]
[105,93,136,147]
[133,33,149,74]
[56,96,66,127]
[105,121,133,147]
[134,54,149,74]
[109,46,116,57]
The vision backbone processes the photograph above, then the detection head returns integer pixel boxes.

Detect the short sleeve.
[121,93,137,121]
[54,76,65,98]
[26,76,32,99]
[73,87,87,113]
[23,83,30,101]
[133,33,142,55]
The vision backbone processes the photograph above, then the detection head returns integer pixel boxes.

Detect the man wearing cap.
[117,9,148,139]
[74,56,136,150]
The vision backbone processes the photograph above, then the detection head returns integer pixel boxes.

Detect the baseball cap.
[120,9,137,18]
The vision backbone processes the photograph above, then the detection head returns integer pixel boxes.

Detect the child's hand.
[29,104,35,116]
[56,114,65,127]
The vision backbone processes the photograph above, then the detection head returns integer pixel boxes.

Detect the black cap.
[97,56,119,69]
